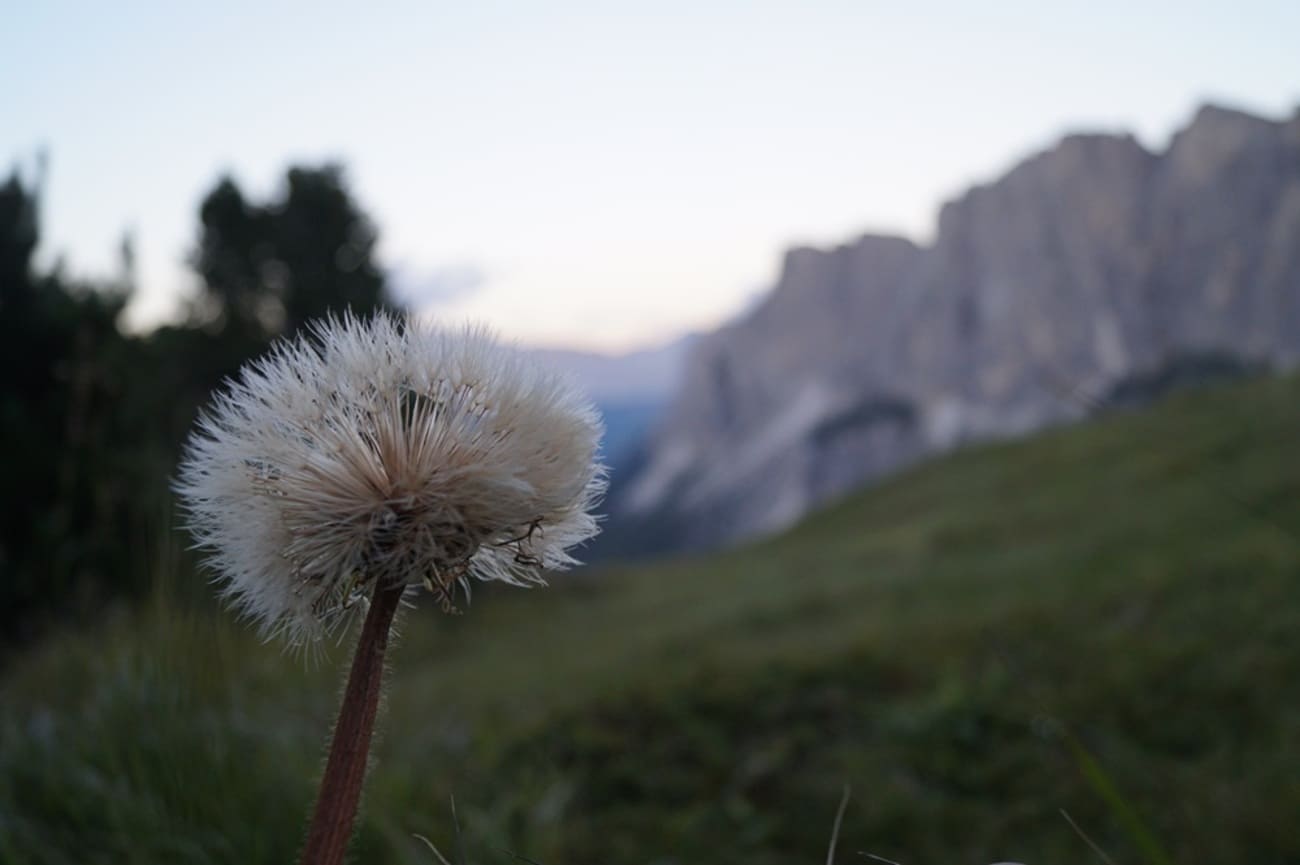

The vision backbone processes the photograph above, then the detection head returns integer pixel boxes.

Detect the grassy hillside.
[3,375,1299,864]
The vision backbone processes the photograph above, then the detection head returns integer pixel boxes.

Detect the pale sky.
[5,1,1299,351]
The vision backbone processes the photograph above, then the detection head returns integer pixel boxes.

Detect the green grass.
[3,375,1299,864]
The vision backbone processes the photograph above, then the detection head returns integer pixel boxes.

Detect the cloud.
[388,263,488,309]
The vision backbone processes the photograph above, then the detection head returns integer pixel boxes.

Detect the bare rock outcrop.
[608,104,1300,556]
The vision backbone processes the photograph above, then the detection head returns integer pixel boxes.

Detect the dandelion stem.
[300,580,405,865]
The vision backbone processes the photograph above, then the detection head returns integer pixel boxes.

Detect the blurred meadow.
[4,364,1299,862]
[5,3,1300,864]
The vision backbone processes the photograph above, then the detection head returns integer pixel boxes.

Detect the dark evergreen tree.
[191,164,392,343]
[0,159,400,647]
[0,169,142,643]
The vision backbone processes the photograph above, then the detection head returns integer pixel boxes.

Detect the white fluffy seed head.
[175,312,606,646]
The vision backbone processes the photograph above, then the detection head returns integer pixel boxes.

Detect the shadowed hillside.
[2,374,1298,864]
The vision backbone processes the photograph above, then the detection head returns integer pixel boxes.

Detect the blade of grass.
[1065,731,1172,865]
[449,794,467,865]
[826,785,851,865]
[1060,809,1120,865]
[413,833,453,865]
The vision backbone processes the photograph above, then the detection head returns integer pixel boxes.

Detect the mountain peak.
[606,101,1300,557]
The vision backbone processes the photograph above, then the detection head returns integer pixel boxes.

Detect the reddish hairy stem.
[299,581,405,865]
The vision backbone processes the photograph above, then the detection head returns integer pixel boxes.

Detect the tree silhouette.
[192,165,392,343]
[0,158,403,645]
[0,171,38,312]
[0,168,141,642]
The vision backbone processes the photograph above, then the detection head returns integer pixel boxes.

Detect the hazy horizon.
[7,1,1299,352]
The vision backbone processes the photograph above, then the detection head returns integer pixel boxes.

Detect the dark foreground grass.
[3,376,1299,864]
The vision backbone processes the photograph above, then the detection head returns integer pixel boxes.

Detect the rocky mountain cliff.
[606,103,1300,556]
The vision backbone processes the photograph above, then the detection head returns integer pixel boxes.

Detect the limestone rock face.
[610,104,1300,556]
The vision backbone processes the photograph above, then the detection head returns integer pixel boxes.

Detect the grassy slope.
[3,375,1299,864]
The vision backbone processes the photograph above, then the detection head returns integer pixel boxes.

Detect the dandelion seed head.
[175,312,606,645]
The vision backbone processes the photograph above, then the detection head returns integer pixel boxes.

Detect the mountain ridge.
[607,101,1300,557]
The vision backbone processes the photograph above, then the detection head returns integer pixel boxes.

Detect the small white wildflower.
[175,312,605,645]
